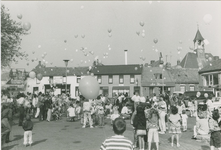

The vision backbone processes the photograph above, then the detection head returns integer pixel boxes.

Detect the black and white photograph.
[1,1,221,150]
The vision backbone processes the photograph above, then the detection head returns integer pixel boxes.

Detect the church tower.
[193,26,206,68]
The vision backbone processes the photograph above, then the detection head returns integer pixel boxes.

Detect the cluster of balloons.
[108,29,112,37]
[17,14,31,31]
[103,52,109,58]
[139,56,146,61]
[177,47,182,55]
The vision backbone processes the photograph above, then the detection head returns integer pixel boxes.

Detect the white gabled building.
[25,61,89,98]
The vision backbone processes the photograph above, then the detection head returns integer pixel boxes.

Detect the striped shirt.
[100,135,133,150]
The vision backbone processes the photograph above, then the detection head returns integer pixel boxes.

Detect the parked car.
[183,91,214,107]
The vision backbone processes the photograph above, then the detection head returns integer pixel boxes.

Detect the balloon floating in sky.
[205,54,209,59]
[38,45,41,48]
[153,38,158,44]
[141,32,145,38]
[37,73,43,81]
[203,14,212,24]
[108,47,111,51]
[64,40,67,43]
[74,35,78,38]
[27,63,29,66]
[155,49,158,52]
[189,46,194,50]
[139,21,144,27]
[136,31,140,36]
[81,35,85,38]
[178,51,181,54]
[17,14,22,19]
[108,33,112,37]
[23,22,31,31]
[32,51,35,54]
[179,40,182,44]
[108,29,112,33]
[79,76,100,99]
[208,57,212,61]
[81,6,84,9]
[141,49,143,52]
[76,49,78,52]
[29,71,36,79]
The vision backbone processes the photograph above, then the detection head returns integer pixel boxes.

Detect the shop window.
[189,86,195,91]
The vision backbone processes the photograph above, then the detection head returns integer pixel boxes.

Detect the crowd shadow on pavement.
[13,135,23,141]
[31,139,47,146]
[201,145,210,150]
[2,144,19,150]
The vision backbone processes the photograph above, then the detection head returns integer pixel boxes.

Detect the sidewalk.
[2,117,210,150]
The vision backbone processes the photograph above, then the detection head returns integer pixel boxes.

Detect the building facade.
[91,64,142,97]
[199,59,221,97]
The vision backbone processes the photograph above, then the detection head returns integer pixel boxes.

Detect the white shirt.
[67,107,76,117]
[32,97,38,107]
[140,96,146,103]
[17,97,25,105]
[181,114,188,123]
[121,106,129,114]
[132,95,140,103]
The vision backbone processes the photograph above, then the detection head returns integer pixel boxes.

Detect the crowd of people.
[1,90,221,150]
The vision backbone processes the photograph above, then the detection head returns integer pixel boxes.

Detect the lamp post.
[63,59,69,94]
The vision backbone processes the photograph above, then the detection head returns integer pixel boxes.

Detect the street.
[2,116,210,150]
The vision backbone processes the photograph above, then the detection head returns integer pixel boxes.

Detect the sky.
[2,1,221,71]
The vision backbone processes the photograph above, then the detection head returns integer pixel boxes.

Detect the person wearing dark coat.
[1,104,13,143]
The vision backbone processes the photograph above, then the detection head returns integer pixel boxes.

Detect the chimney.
[177,60,181,65]
[124,50,128,65]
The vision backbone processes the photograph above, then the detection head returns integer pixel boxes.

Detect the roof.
[193,29,204,42]
[199,59,221,74]
[91,64,142,75]
[170,68,199,84]
[32,65,75,77]
[141,66,175,86]
[150,60,164,67]
[180,52,199,68]
[73,66,89,76]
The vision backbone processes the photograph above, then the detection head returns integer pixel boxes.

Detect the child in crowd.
[208,109,221,150]
[82,99,93,128]
[100,118,133,150]
[90,102,96,126]
[133,105,146,150]
[147,108,160,150]
[121,103,131,120]
[188,98,194,117]
[169,106,181,147]
[181,110,188,132]
[75,101,81,120]
[52,104,60,121]
[97,103,105,127]
[22,115,34,147]
[67,104,76,122]
[177,100,185,115]
[111,106,120,125]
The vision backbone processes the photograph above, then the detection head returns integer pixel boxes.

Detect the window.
[180,85,186,92]
[130,75,135,84]
[154,73,162,79]
[77,76,81,83]
[108,75,113,84]
[189,86,195,91]
[205,74,216,86]
[119,75,124,84]
[98,75,102,84]
[213,74,218,85]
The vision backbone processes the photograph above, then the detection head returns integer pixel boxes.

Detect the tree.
[1,5,29,69]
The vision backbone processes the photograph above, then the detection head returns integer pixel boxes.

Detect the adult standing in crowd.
[131,92,140,111]
[32,94,38,117]
[1,103,13,143]
[158,96,167,134]
[45,93,53,122]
